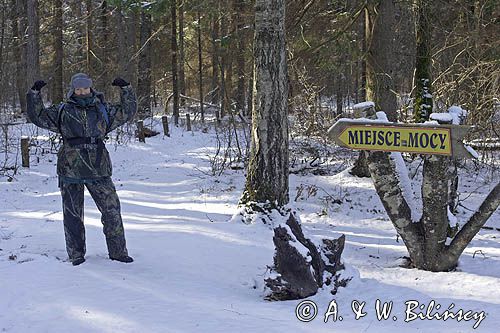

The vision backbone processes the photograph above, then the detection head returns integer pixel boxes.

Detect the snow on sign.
[327,119,475,158]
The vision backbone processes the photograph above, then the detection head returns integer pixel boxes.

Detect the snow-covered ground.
[1,119,499,332]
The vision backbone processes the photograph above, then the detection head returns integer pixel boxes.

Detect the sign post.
[327,119,475,159]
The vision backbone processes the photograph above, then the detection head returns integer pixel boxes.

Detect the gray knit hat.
[71,73,92,89]
[67,73,93,98]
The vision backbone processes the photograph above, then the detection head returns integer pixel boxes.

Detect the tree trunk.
[0,1,5,92]
[12,0,27,114]
[359,7,366,102]
[178,1,186,106]
[413,0,433,122]
[52,0,63,103]
[171,0,179,125]
[100,1,111,96]
[420,155,450,271]
[137,10,152,120]
[365,0,398,121]
[367,151,500,272]
[197,10,204,123]
[85,0,95,78]
[210,12,220,107]
[366,151,424,266]
[69,0,84,64]
[352,0,398,178]
[241,0,289,207]
[234,0,246,115]
[26,0,40,87]
[127,9,139,89]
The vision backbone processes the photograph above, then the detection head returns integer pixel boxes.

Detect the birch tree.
[241,0,346,301]
[241,0,289,207]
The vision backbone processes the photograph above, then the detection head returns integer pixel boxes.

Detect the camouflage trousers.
[60,177,128,260]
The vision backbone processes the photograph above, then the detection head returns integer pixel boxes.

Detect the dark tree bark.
[241,0,289,206]
[197,10,205,123]
[365,0,398,121]
[171,0,179,125]
[234,0,246,115]
[127,9,139,89]
[85,0,96,78]
[12,0,27,114]
[178,1,186,106]
[0,1,5,88]
[26,0,40,87]
[52,0,63,103]
[69,0,85,64]
[114,4,127,78]
[137,10,152,120]
[352,0,398,178]
[413,0,433,122]
[100,1,111,96]
[265,214,346,300]
[210,11,220,107]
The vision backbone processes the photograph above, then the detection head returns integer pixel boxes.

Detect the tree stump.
[21,137,30,168]
[162,115,170,137]
[186,114,192,131]
[137,120,146,143]
[265,213,346,300]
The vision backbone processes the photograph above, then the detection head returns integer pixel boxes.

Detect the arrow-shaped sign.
[327,119,475,158]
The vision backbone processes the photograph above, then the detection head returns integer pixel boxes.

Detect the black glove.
[31,80,47,91]
[112,77,130,88]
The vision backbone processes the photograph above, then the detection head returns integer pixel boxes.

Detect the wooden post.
[162,115,170,137]
[137,120,146,142]
[21,136,29,168]
[186,114,192,131]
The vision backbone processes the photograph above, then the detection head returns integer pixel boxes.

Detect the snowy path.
[1,125,499,332]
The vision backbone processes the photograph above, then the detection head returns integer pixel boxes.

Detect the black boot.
[110,255,134,263]
[72,257,85,266]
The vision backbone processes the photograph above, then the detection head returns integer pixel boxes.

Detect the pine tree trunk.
[178,2,186,106]
[413,0,432,122]
[12,0,27,114]
[52,0,63,103]
[0,2,5,90]
[358,7,366,102]
[352,0,398,178]
[85,0,95,78]
[115,4,128,81]
[234,0,246,115]
[170,0,179,125]
[242,0,289,207]
[365,0,398,121]
[69,0,84,64]
[128,9,139,89]
[210,13,220,107]
[137,10,152,120]
[197,10,204,123]
[100,1,111,96]
[26,0,40,87]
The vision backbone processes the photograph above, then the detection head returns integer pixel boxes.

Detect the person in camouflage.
[26,73,137,266]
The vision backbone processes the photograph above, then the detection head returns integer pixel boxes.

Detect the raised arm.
[26,80,61,133]
[106,78,137,133]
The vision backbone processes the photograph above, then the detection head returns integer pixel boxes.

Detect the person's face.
[74,87,91,96]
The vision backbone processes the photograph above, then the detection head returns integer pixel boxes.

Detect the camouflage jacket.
[26,87,137,181]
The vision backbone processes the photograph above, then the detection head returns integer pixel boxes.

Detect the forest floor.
[1,117,499,332]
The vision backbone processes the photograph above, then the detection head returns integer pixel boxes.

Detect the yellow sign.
[338,125,452,155]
